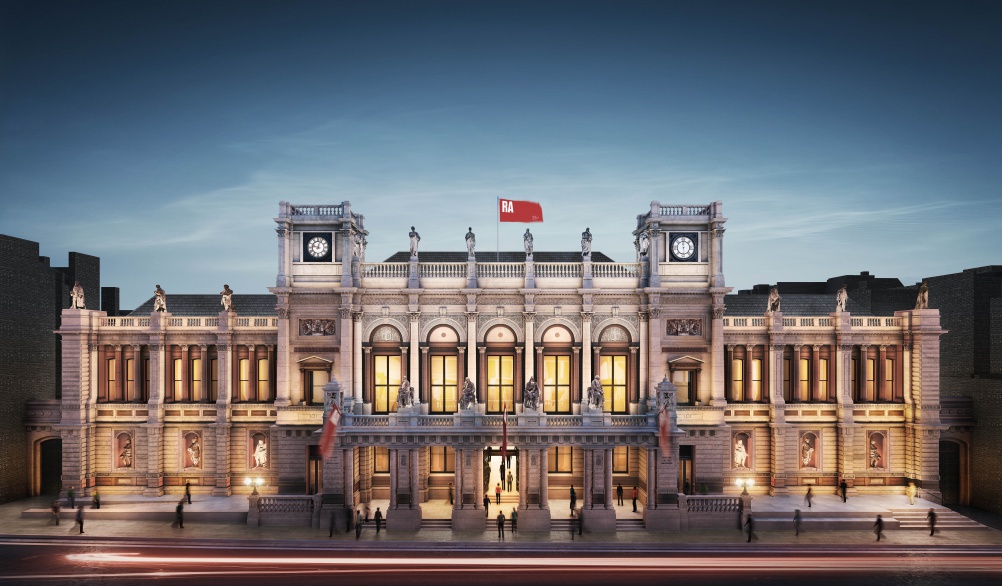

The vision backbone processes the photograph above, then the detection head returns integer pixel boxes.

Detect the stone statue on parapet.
[465,227,476,257]
[581,227,592,258]
[220,284,234,312]
[396,377,414,409]
[409,226,421,257]
[835,284,848,313]
[587,375,604,409]
[915,280,929,310]
[459,377,477,410]
[153,284,167,313]
[638,230,650,257]
[523,376,540,411]
[523,229,533,257]
[767,286,781,313]
[70,280,86,309]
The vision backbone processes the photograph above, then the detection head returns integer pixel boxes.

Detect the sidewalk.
[5,493,1002,548]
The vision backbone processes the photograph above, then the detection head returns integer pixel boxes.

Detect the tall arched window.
[484,325,517,413]
[540,325,575,414]
[598,325,632,413]
[369,325,403,413]
[427,325,460,414]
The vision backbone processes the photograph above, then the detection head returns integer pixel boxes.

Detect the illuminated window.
[882,358,894,402]
[543,355,571,413]
[306,370,328,405]
[175,358,185,402]
[783,357,792,402]
[547,446,573,473]
[125,358,136,401]
[613,446,629,473]
[373,355,401,413]
[749,358,763,402]
[238,358,250,402]
[731,358,744,401]
[487,355,515,413]
[107,358,118,401]
[600,355,628,413]
[430,446,455,473]
[190,358,202,402]
[798,358,810,402]
[374,447,389,473]
[430,355,458,413]
[257,358,270,401]
[817,358,829,402]
[865,358,876,402]
[209,358,218,402]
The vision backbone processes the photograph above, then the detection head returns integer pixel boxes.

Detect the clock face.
[306,236,330,259]
[671,235,696,260]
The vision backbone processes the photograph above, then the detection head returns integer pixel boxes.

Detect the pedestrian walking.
[75,505,84,534]
[794,509,802,536]
[907,482,917,505]
[507,470,514,492]
[91,490,100,509]
[569,486,577,515]
[345,505,353,533]
[874,514,884,541]
[927,508,937,536]
[805,486,813,508]
[449,483,454,505]
[497,511,506,540]
[51,500,61,525]
[616,482,624,506]
[632,486,638,512]
[745,514,754,542]
[329,509,336,538]
[185,481,192,505]
[374,507,383,533]
[511,507,518,533]
[68,486,75,509]
[355,510,362,539]
[840,479,848,503]
[365,503,371,522]
[175,500,184,529]
[495,482,502,505]
[570,515,578,541]
[484,493,491,517]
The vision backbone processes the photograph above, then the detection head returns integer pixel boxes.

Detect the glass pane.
[487,357,500,385]
[431,356,443,385]
[312,370,329,405]
[444,357,457,384]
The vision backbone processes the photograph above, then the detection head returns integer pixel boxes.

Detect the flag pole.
[496,196,500,262]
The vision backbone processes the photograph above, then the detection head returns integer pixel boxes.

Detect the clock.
[302,233,332,262]
[670,234,697,262]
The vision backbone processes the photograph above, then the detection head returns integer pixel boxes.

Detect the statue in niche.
[118,435,132,468]
[523,376,540,411]
[869,437,883,469]
[253,439,268,469]
[523,229,533,256]
[220,284,234,312]
[397,377,414,409]
[835,284,848,313]
[353,232,364,259]
[186,434,201,468]
[638,230,650,257]
[915,280,929,310]
[800,435,815,468]
[465,227,476,257]
[581,227,592,257]
[734,438,749,468]
[587,375,604,409]
[460,377,477,410]
[767,287,781,313]
[408,226,421,257]
[153,284,167,312]
[70,280,86,309]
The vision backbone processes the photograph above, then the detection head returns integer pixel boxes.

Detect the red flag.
[499,199,543,223]
[501,403,508,462]
[658,403,670,460]
[319,402,342,458]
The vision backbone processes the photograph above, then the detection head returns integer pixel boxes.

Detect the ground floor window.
[613,446,629,473]
[548,446,573,473]
[374,447,389,473]
[429,446,455,473]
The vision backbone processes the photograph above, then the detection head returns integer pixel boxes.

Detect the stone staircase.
[615,518,646,531]
[420,518,453,530]
[889,508,984,530]
[754,510,901,531]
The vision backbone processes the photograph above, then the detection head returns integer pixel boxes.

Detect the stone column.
[213,341,233,495]
[904,309,945,502]
[274,305,291,406]
[409,313,420,403]
[605,448,614,510]
[466,313,477,399]
[791,345,801,401]
[276,225,291,287]
[389,449,398,508]
[744,345,753,401]
[639,312,649,407]
[709,305,727,405]
[583,448,592,510]
[352,312,364,410]
[646,448,656,508]
[581,313,593,387]
[524,313,535,393]
[540,447,549,508]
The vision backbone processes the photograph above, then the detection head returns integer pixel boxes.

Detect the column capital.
[581,312,594,323]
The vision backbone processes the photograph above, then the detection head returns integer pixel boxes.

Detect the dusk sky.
[2,0,1000,309]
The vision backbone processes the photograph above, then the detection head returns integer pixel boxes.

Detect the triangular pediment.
[668,355,705,369]
[297,355,333,369]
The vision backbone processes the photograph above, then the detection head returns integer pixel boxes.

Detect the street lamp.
[245,477,260,496]
[735,478,754,496]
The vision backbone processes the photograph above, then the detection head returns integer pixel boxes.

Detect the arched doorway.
[39,438,62,496]
[939,440,962,505]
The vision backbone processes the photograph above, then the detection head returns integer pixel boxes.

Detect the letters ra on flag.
[499,199,543,223]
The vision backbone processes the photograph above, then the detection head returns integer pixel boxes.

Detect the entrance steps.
[615,518,646,531]
[754,510,900,531]
[888,508,984,530]
[420,518,452,530]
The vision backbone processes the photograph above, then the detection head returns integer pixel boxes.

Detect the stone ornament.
[70,280,86,309]
[581,227,592,257]
[465,227,476,257]
[409,226,421,257]
[733,431,751,469]
[586,375,604,409]
[665,318,701,336]
[767,287,781,313]
[523,229,533,256]
[115,432,133,469]
[915,281,929,310]
[153,284,167,313]
[459,377,477,410]
[299,318,337,336]
[799,431,819,469]
[396,377,414,409]
[523,376,540,411]
[638,230,650,257]
[835,284,848,312]
[868,431,886,470]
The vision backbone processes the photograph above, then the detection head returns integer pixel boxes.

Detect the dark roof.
[129,294,276,316]
[383,251,615,262]
[724,294,870,317]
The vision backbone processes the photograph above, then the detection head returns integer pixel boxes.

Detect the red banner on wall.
[499,199,543,222]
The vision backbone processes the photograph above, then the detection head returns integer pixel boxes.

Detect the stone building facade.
[37,201,951,530]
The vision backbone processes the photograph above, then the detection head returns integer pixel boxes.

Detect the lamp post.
[735,478,754,496]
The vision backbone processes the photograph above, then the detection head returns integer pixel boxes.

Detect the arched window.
[369,325,403,413]
[598,325,632,413]
[541,325,575,413]
[427,325,460,414]
[484,325,517,413]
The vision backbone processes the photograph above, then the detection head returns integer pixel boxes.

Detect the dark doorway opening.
[40,439,62,496]
[939,440,960,505]
[679,445,693,495]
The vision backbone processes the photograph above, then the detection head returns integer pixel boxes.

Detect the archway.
[38,438,62,496]
[938,440,963,505]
